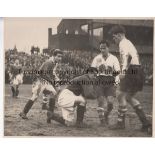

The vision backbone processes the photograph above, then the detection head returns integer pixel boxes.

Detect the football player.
[19,49,63,123]
[91,40,120,126]
[109,25,152,134]
[47,67,98,127]
[8,59,23,98]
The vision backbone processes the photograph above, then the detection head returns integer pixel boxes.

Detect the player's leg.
[95,78,108,126]
[45,83,57,123]
[104,96,114,125]
[114,92,128,129]
[19,80,41,119]
[47,112,66,125]
[15,74,23,97]
[10,78,16,97]
[14,75,19,97]
[75,99,87,128]
[112,70,130,129]
[15,85,19,97]
[126,92,152,134]
[42,90,49,110]
[19,99,34,119]
[46,94,66,125]
[52,89,86,127]
[46,96,57,123]
[9,73,15,97]
[97,96,108,126]
[64,95,87,127]
[42,82,58,110]
[13,79,19,98]
[10,85,16,97]
[126,65,151,133]
[48,89,73,126]
[103,85,116,125]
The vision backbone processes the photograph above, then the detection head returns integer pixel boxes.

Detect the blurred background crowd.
[5,47,153,85]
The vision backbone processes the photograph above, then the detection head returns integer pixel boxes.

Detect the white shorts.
[58,89,85,122]
[10,74,23,86]
[31,78,57,101]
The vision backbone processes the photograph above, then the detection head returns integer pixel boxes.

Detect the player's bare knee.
[31,94,38,102]
[134,104,142,110]
[118,105,128,115]
[127,95,141,108]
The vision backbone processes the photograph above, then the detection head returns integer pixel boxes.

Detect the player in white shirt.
[8,59,23,98]
[110,25,151,134]
[91,40,120,126]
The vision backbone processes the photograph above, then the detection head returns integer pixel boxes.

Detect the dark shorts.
[95,75,116,97]
[120,65,144,93]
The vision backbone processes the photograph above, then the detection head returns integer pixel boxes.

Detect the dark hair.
[86,67,98,74]
[53,49,63,56]
[99,40,110,47]
[109,25,126,35]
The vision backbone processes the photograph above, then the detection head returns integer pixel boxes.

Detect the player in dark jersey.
[48,67,98,127]
[46,67,98,127]
[8,59,23,98]
[19,49,63,123]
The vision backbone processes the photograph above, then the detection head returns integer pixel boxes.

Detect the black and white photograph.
[4,18,153,137]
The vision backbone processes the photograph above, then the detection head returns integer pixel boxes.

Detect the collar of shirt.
[102,53,110,61]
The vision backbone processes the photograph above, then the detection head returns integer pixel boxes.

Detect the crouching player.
[19,49,63,123]
[47,67,98,127]
[91,40,120,126]
[8,59,23,98]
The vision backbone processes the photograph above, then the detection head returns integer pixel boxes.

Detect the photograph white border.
[0,0,155,155]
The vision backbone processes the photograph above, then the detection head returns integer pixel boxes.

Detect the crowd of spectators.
[5,48,153,85]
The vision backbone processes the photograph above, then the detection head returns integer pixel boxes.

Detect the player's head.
[109,25,126,44]
[14,59,19,65]
[86,67,98,78]
[53,49,63,63]
[99,40,110,57]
